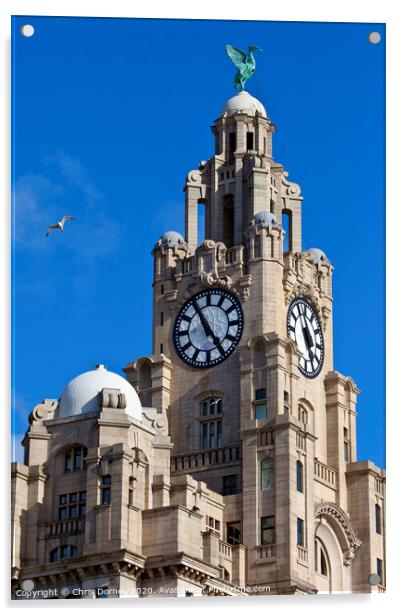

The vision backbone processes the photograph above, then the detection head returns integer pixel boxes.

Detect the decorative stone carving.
[100,388,127,410]
[28,399,58,425]
[315,502,362,566]
[282,171,302,196]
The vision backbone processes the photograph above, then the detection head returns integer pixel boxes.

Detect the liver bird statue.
[225,44,263,90]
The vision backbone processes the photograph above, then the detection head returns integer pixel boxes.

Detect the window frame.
[296,460,304,493]
[261,458,275,492]
[297,517,305,547]
[261,515,275,545]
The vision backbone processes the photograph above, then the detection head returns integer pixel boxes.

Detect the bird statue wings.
[46,215,75,237]
[225,44,262,91]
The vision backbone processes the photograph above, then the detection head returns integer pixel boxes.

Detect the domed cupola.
[221,90,268,119]
[57,364,142,421]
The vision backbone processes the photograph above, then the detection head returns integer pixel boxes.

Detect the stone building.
[11,89,385,598]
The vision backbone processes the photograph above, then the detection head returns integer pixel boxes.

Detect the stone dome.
[57,364,142,421]
[159,231,186,247]
[221,91,267,118]
[307,248,328,264]
[251,211,278,228]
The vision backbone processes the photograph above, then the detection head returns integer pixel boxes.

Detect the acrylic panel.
[11,16,385,599]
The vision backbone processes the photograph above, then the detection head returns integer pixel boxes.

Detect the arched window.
[261,458,275,491]
[315,540,330,577]
[296,460,304,493]
[200,398,222,449]
[64,446,87,473]
[50,545,78,563]
[298,405,308,425]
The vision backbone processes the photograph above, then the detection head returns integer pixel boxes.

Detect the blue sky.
[12,17,385,466]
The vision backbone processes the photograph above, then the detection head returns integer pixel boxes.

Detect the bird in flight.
[46,216,76,237]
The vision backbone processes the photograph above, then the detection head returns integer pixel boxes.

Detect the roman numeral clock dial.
[173,289,244,368]
[287,298,324,378]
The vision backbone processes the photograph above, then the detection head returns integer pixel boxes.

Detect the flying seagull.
[46,216,75,237]
[225,44,263,90]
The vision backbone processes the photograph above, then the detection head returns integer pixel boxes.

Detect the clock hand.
[192,301,221,346]
[300,315,314,360]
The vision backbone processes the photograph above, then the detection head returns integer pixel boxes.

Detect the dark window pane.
[70,505,78,519]
[246,131,254,150]
[102,487,111,505]
[64,452,72,472]
[59,494,68,505]
[297,518,304,546]
[217,399,222,414]
[79,491,87,502]
[59,507,68,521]
[377,559,383,582]
[217,420,222,448]
[202,423,208,449]
[223,474,237,496]
[261,516,275,545]
[61,545,69,559]
[255,388,266,400]
[297,461,304,493]
[71,546,78,557]
[79,504,86,517]
[227,522,241,546]
[74,449,82,470]
[375,504,382,534]
[102,475,111,485]
[50,548,59,563]
[69,493,78,504]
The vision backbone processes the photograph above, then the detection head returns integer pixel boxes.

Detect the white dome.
[160,231,186,247]
[251,211,278,228]
[221,91,267,118]
[307,248,328,264]
[57,365,142,421]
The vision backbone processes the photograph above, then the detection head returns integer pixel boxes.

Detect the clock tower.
[124,89,386,594]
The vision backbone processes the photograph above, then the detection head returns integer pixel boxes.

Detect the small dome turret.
[250,211,278,228]
[307,248,328,264]
[57,364,142,421]
[159,231,186,247]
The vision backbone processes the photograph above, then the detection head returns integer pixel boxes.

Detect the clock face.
[173,288,244,369]
[287,297,324,378]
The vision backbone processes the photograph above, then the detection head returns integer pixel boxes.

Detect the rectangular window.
[227,522,241,546]
[222,474,238,496]
[229,132,237,153]
[255,403,267,420]
[246,131,254,150]
[296,461,304,493]
[64,451,73,472]
[297,518,305,546]
[160,343,164,354]
[261,516,275,545]
[255,388,266,400]
[160,312,164,326]
[160,284,164,295]
[377,558,383,583]
[375,504,382,534]
[58,491,86,520]
[202,422,208,449]
[101,475,112,505]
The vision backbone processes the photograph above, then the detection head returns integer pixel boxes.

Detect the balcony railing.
[375,478,385,496]
[314,458,337,489]
[297,546,308,563]
[256,544,276,560]
[296,432,306,452]
[171,445,241,473]
[219,540,233,559]
[43,518,85,538]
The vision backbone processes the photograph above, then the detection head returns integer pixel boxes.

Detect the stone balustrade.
[256,544,276,560]
[297,546,308,563]
[43,518,85,538]
[171,445,241,473]
[314,458,337,489]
